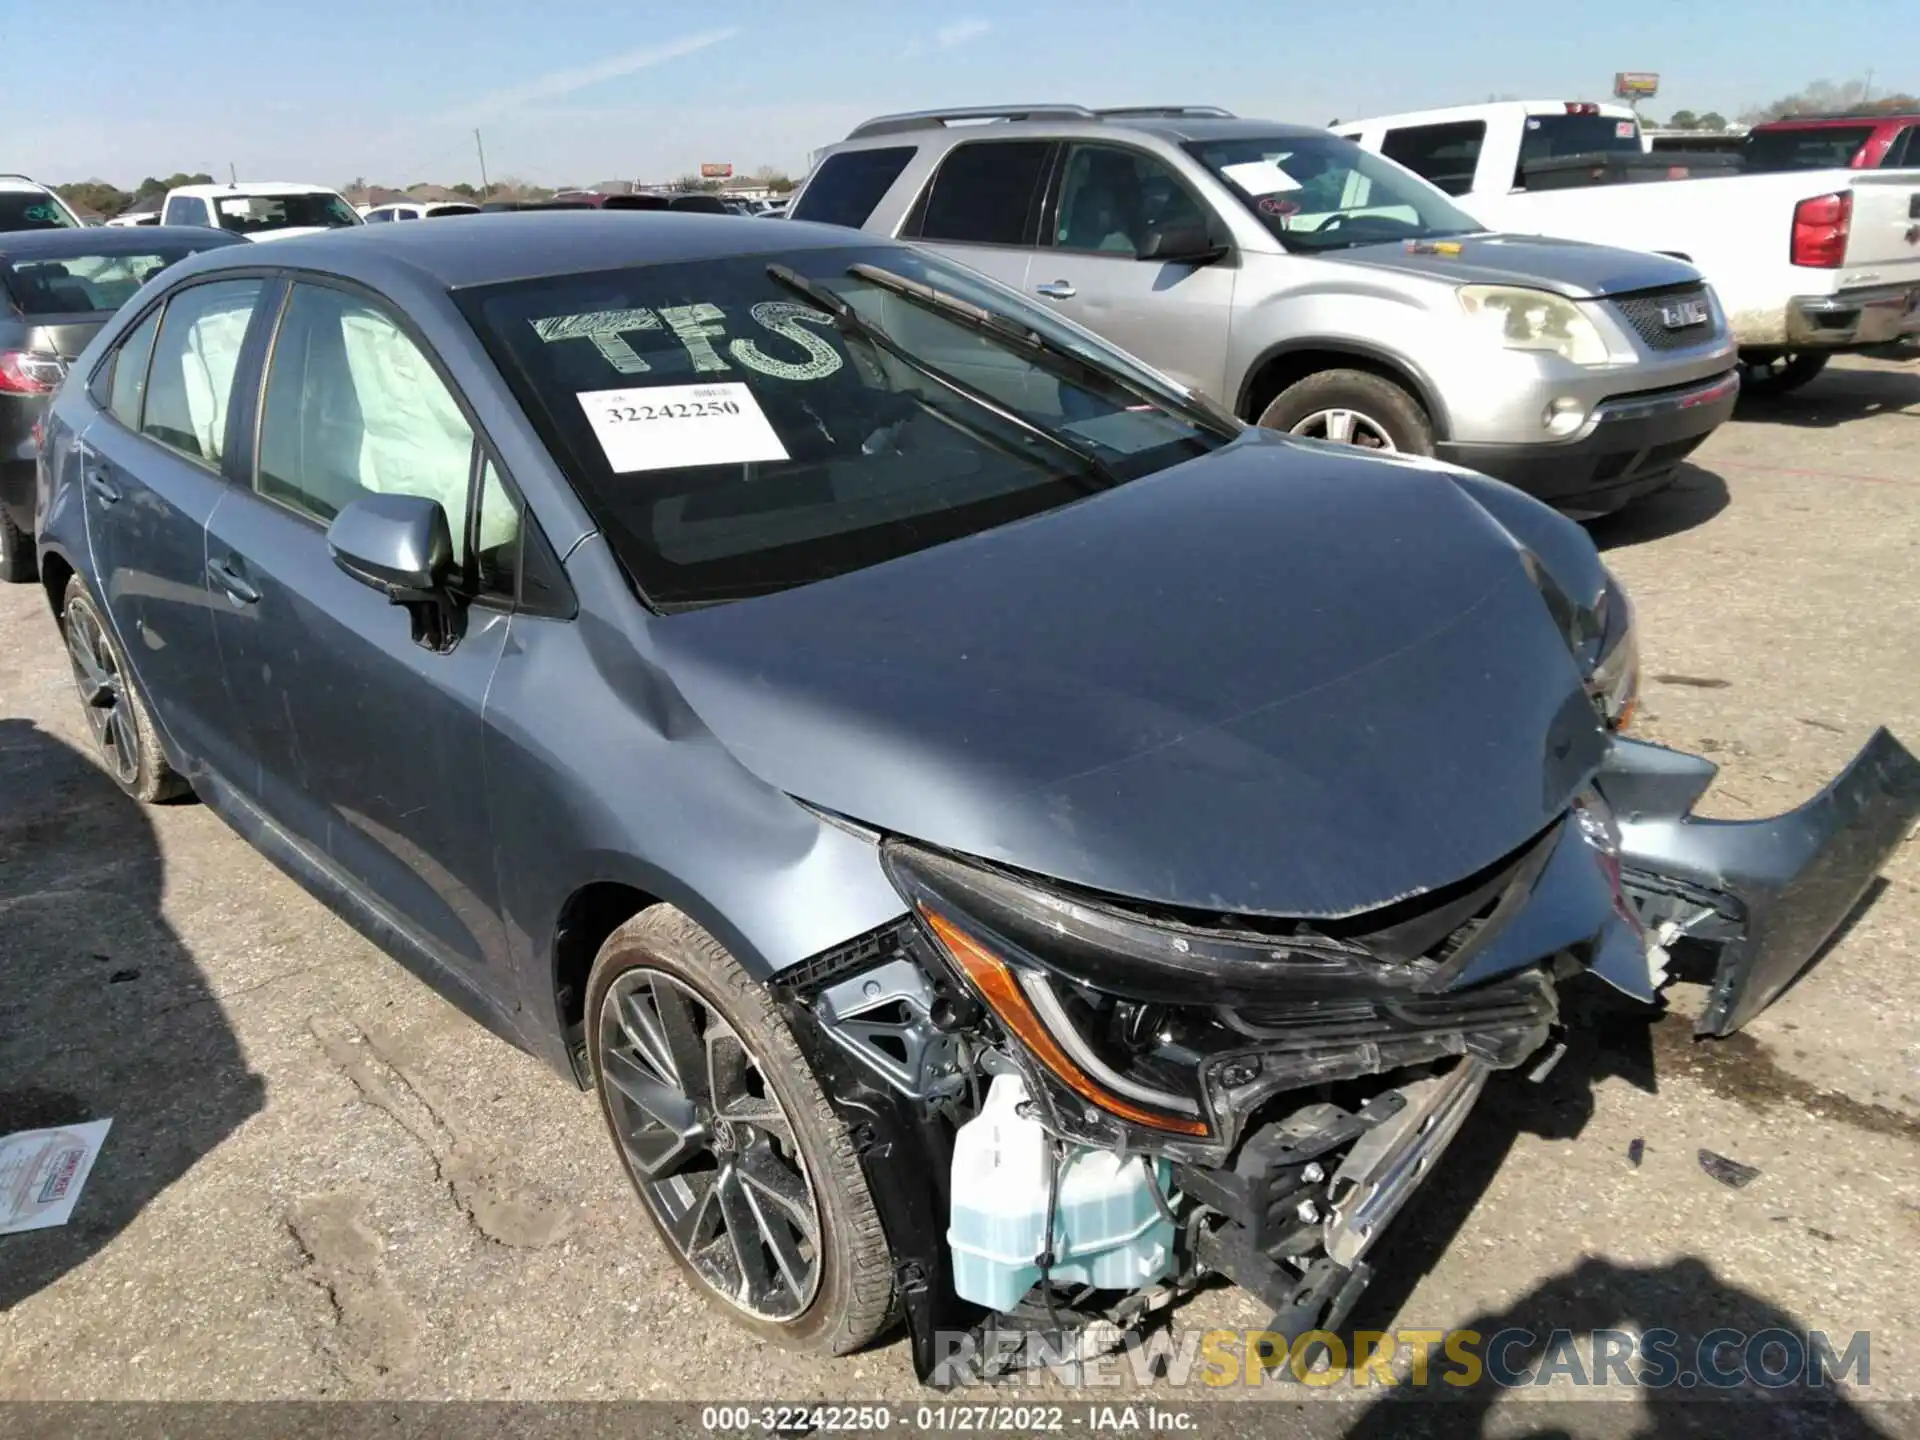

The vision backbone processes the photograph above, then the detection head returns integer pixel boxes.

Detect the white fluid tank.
[947,1073,1176,1312]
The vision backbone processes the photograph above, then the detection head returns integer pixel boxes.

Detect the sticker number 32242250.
[578,381,790,474]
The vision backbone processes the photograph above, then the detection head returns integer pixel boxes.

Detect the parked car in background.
[32,212,1918,1378]
[1,176,85,232]
[160,182,362,242]
[1335,100,1920,394]
[104,208,162,228]
[1645,130,1748,157]
[1741,112,1920,173]
[363,200,482,222]
[0,225,245,580]
[801,104,1736,516]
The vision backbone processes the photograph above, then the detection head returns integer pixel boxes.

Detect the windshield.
[1183,134,1482,252]
[0,191,80,233]
[464,245,1233,608]
[2,247,218,315]
[213,192,360,234]
[1741,126,1877,172]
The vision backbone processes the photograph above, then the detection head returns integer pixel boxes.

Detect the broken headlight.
[1586,570,1639,731]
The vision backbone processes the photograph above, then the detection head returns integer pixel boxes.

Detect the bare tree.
[1740,77,1919,123]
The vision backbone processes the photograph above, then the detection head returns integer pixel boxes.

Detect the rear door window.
[139,278,264,465]
[790,147,917,229]
[99,307,164,428]
[1379,122,1486,196]
[1741,125,1878,172]
[1880,127,1914,168]
[909,140,1054,245]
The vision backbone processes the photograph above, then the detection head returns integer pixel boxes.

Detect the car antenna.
[228,163,238,187]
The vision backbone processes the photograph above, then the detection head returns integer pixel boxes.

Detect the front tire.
[1256,368,1435,455]
[1738,351,1829,396]
[60,576,188,803]
[587,907,896,1354]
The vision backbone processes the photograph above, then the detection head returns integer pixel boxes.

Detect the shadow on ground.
[0,718,264,1312]
[1316,978,1898,1437]
[1587,464,1731,551]
[1734,362,1920,430]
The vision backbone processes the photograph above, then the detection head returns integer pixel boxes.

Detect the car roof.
[0,176,54,194]
[1337,99,1636,129]
[169,181,343,197]
[180,210,894,290]
[0,225,247,261]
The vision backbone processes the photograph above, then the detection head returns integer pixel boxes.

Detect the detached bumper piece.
[1600,728,1920,1035]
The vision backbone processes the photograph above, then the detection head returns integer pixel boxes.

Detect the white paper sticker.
[1,1119,112,1234]
[1220,159,1301,195]
[1615,120,1637,139]
[578,382,789,474]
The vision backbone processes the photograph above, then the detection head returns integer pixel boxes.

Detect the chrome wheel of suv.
[598,966,822,1322]
[1287,407,1398,450]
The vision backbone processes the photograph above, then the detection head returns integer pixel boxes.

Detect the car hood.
[1337,232,1701,299]
[654,434,1611,919]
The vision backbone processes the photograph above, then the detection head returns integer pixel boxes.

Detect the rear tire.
[60,576,188,804]
[587,906,896,1355]
[1256,369,1435,455]
[1738,351,1829,396]
[0,505,35,584]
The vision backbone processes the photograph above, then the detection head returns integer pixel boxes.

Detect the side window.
[165,196,211,228]
[365,208,391,223]
[101,306,163,428]
[140,279,263,465]
[1380,122,1486,196]
[395,207,419,221]
[1884,127,1914,169]
[472,457,522,599]
[913,140,1053,246]
[790,146,917,229]
[1051,144,1209,255]
[255,283,478,561]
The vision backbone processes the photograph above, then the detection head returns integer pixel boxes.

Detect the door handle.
[81,453,120,505]
[1034,280,1077,299]
[207,556,260,606]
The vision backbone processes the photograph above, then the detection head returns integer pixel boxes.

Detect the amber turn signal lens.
[920,907,1210,1137]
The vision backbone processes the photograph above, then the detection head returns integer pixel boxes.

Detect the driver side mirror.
[1138,224,1229,265]
[327,493,465,650]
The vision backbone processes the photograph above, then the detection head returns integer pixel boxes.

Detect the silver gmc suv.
[794,105,1741,516]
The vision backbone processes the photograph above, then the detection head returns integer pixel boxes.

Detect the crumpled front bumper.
[1597,728,1920,1035]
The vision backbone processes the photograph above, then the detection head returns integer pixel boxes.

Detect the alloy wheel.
[64,601,140,786]
[597,967,822,1321]
[1287,407,1398,450]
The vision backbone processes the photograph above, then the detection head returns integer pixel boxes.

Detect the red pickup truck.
[1742,113,1920,172]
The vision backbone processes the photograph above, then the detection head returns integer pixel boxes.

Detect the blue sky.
[20,0,1914,188]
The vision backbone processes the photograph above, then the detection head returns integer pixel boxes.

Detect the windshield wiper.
[766,263,1122,490]
[846,262,1241,437]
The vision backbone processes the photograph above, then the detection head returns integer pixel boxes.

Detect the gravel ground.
[3,353,1917,1435]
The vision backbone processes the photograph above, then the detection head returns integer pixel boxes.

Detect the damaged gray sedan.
[35,215,1920,1378]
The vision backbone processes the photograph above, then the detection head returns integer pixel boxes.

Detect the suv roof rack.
[0,173,45,184]
[1092,105,1236,119]
[845,104,1236,139]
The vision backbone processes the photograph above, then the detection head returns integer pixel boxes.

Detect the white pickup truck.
[1335,101,1920,392]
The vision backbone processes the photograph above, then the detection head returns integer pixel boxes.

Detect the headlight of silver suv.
[1459,285,1610,366]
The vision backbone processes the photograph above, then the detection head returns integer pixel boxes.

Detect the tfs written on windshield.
[532,300,844,381]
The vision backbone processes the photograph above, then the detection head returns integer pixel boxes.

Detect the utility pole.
[474,129,490,198]
[228,161,238,186]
